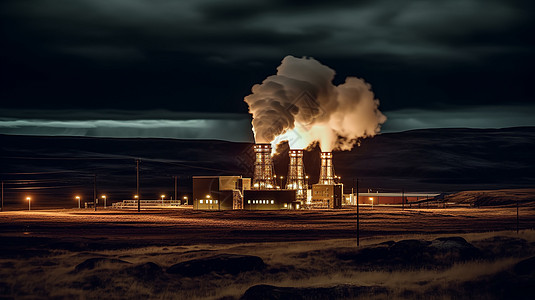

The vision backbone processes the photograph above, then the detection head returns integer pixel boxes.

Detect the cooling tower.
[252,144,275,189]
[319,152,335,185]
[286,149,307,202]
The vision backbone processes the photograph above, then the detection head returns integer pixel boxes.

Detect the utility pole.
[174,176,177,204]
[356,178,360,247]
[402,188,405,210]
[93,174,97,212]
[517,199,519,234]
[136,159,140,212]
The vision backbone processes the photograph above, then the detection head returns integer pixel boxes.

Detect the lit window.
[284,203,288,208]
[210,200,213,204]
[215,200,218,204]
[271,200,274,204]
[200,200,203,204]
[248,200,251,204]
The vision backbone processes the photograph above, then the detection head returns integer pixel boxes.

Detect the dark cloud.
[0,0,533,114]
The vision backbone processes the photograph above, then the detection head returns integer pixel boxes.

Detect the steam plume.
[244,55,386,152]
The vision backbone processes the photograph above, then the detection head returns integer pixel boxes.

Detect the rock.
[430,237,481,262]
[472,236,529,258]
[240,284,388,300]
[513,256,535,275]
[167,254,266,277]
[124,262,165,282]
[342,237,480,269]
[74,258,131,272]
[388,239,433,265]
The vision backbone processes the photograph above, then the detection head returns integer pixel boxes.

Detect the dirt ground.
[1,205,532,246]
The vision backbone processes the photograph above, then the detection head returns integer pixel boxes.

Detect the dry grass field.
[1,206,534,299]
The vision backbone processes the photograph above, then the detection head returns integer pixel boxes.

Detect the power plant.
[188,144,343,210]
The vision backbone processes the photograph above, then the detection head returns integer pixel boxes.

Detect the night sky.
[1,0,534,141]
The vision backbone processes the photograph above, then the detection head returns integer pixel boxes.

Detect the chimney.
[319,152,335,185]
[252,144,275,189]
[286,149,307,202]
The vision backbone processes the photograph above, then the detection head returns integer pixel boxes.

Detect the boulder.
[74,258,130,272]
[124,262,165,282]
[167,254,266,277]
[513,256,535,275]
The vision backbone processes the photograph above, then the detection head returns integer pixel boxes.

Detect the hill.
[1,127,534,208]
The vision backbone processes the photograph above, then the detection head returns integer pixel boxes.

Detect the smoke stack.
[253,144,275,189]
[286,149,307,202]
[319,152,335,185]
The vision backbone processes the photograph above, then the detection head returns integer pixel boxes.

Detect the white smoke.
[244,55,386,152]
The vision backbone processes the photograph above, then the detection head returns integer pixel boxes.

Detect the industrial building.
[244,189,297,210]
[310,152,343,208]
[192,175,251,210]
[311,184,343,209]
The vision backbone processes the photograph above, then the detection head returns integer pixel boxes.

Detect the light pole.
[136,159,140,213]
[355,178,359,247]
[279,176,284,188]
[101,195,107,209]
[76,196,81,209]
[161,194,165,206]
[174,176,177,204]
[26,196,31,211]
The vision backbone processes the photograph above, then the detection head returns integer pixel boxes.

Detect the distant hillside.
[443,189,535,207]
[1,127,534,208]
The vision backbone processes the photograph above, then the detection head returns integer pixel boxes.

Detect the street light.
[369,197,374,209]
[279,176,284,188]
[75,196,81,209]
[183,195,188,205]
[101,195,107,209]
[26,196,31,211]
[161,194,165,206]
